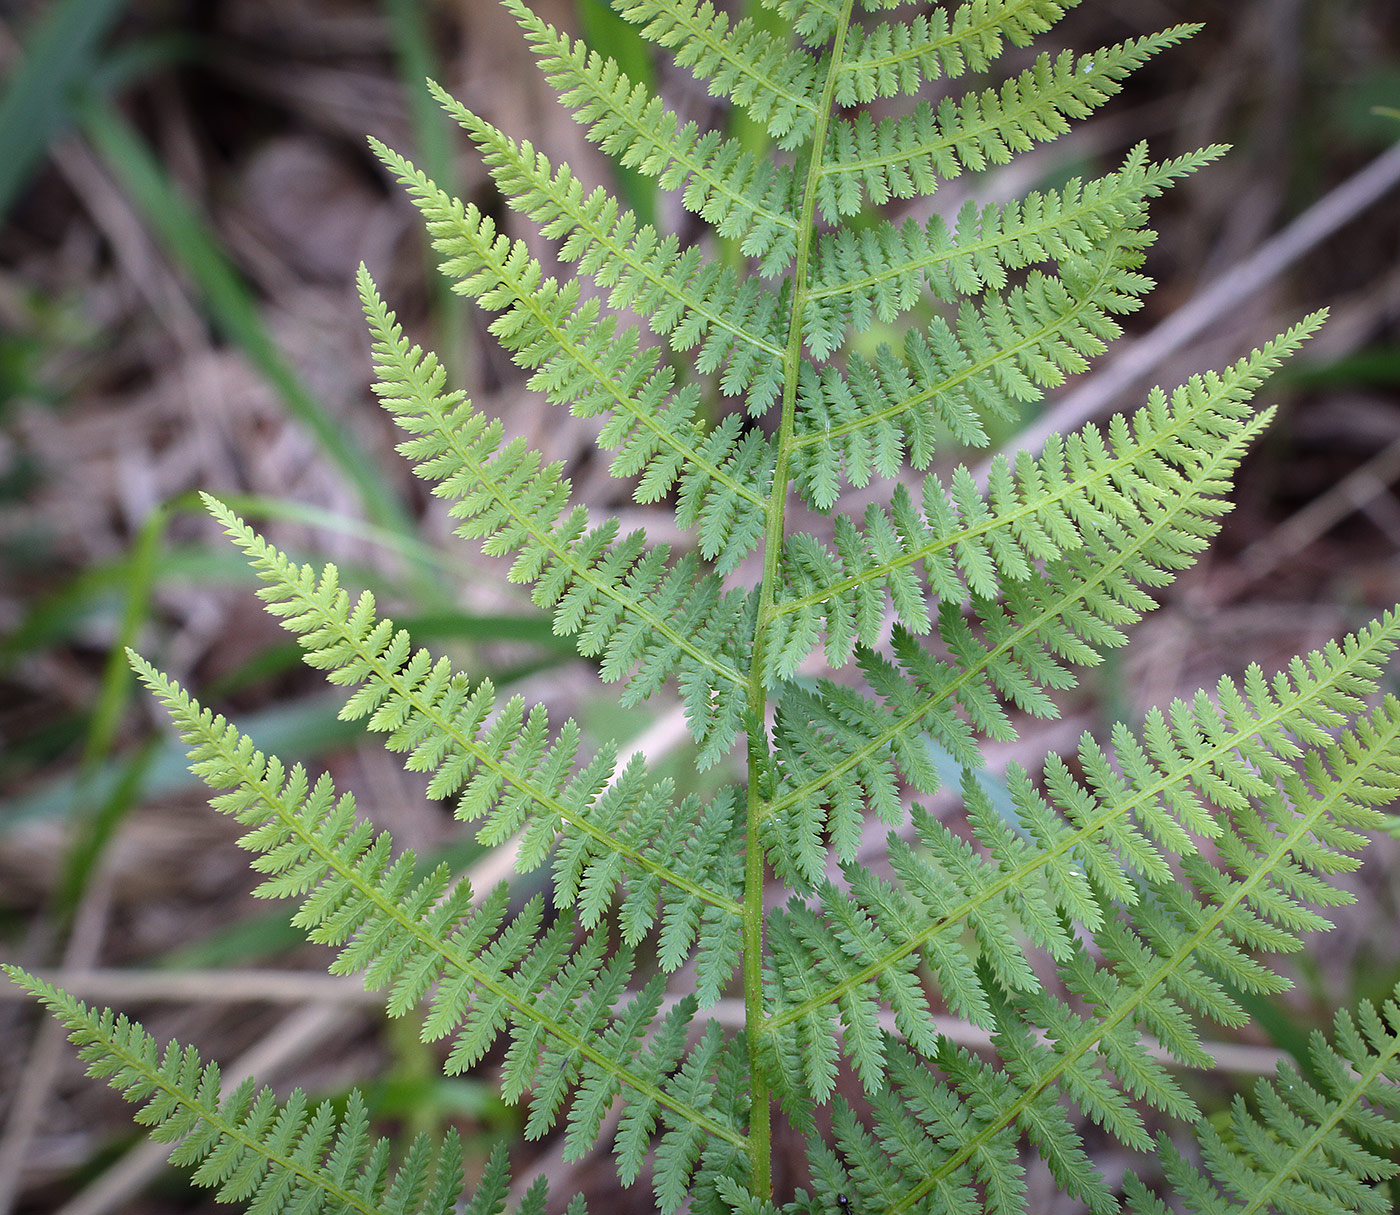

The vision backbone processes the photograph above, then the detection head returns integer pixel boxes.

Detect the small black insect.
[835,1195,852,1215]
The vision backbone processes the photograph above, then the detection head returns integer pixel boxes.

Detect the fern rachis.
[9,3,1400,1214]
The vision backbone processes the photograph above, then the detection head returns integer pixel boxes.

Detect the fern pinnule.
[198,497,743,990]
[433,87,789,411]
[119,654,748,1205]
[358,270,753,766]
[766,613,1400,1102]
[500,0,802,273]
[777,316,1321,678]
[3,970,495,1215]
[814,28,1197,222]
[832,2,1071,100]
[1124,988,1400,1215]
[615,0,825,148]
[370,140,773,587]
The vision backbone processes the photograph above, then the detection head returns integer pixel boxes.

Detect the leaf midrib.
[743,0,859,1194]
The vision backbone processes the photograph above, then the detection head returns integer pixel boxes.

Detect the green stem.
[743,1,857,1199]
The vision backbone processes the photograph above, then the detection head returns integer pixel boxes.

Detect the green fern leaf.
[814,29,1196,221]
[767,613,1400,1092]
[805,143,1225,359]
[830,686,1400,1212]
[762,322,1323,867]
[372,144,773,584]
[834,1,1073,101]
[200,499,744,975]
[120,656,746,1207]
[498,0,801,273]
[18,5,1400,1213]
[777,317,1319,673]
[616,0,824,149]
[356,271,752,763]
[1124,987,1400,1214]
[440,93,789,412]
[790,221,1157,491]
[3,969,489,1215]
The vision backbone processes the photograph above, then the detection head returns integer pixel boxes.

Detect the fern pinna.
[10,2,1400,1213]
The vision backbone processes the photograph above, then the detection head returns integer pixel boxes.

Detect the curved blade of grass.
[0,692,357,836]
[380,0,473,383]
[155,834,493,970]
[78,505,166,769]
[2,483,528,703]
[0,545,245,671]
[213,491,456,581]
[55,741,159,917]
[0,0,131,218]
[205,614,571,700]
[53,505,189,925]
[573,0,660,227]
[72,102,412,537]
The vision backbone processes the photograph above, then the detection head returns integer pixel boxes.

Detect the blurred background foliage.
[1,1,1399,1212]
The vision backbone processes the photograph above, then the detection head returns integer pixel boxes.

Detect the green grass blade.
[380,0,474,382]
[0,693,358,836]
[0,0,131,218]
[73,103,412,536]
[573,0,660,227]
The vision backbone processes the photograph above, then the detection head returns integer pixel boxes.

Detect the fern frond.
[758,0,846,47]
[122,659,746,1206]
[5,967,535,1215]
[773,689,1400,1214]
[200,501,744,976]
[789,223,1154,495]
[436,93,789,413]
[803,1036,1119,1215]
[1124,987,1400,1215]
[766,322,1327,851]
[805,143,1224,357]
[764,414,1280,875]
[28,5,1396,1213]
[834,0,1074,101]
[372,144,773,580]
[615,0,824,149]
[358,272,752,765]
[498,0,800,273]
[814,29,1195,221]
[775,319,1319,675]
[765,613,1400,1096]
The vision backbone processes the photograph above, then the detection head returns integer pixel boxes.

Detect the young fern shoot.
[10,3,1400,1214]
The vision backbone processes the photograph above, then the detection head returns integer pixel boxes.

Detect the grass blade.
[0,0,131,217]
[74,103,413,536]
